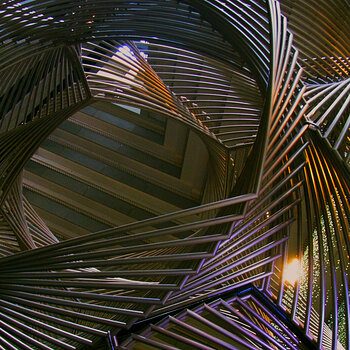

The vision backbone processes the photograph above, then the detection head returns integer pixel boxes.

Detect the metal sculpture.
[0,0,349,349]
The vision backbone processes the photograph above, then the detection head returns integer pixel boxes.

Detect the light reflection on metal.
[284,258,301,285]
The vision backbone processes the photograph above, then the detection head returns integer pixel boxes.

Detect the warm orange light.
[284,258,301,285]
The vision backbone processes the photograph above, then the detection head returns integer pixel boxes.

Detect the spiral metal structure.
[0,0,349,349]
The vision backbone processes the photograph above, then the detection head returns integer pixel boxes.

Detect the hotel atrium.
[0,0,349,349]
